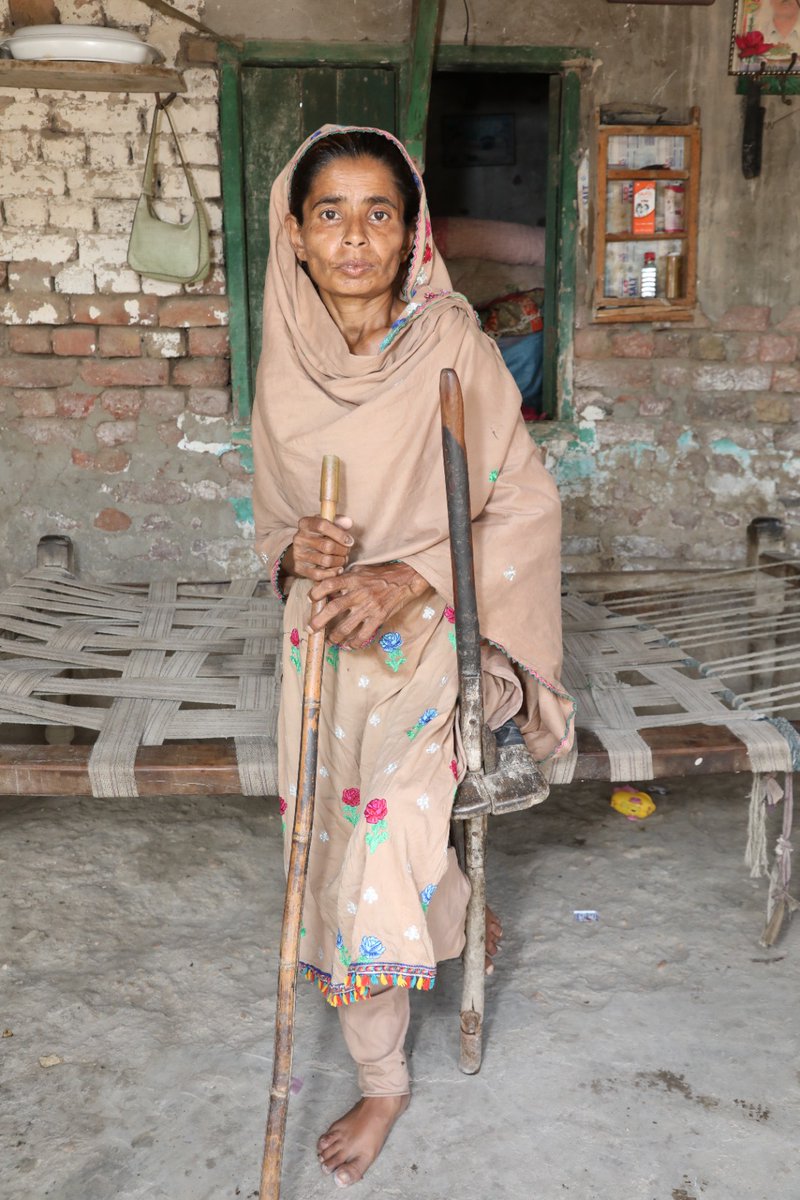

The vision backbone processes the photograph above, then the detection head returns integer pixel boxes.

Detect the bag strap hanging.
[140,94,202,206]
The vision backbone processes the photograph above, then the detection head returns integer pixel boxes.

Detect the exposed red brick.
[13,389,57,417]
[775,305,800,334]
[758,334,797,364]
[80,359,169,387]
[220,449,250,479]
[573,360,652,390]
[100,389,144,419]
[713,305,770,332]
[71,447,131,473]
[187,326,230,357]
[157,419,183,446]
[56,391,96,419]
[70,296,159,327]
[94,507,132,532]
[772,366,800,392]
[755,395,792,423]
[9,327,52,354]
[141,388,185,418]
[638,396,673,417]
[725,334,760,363]
[171,357,230,387]
[3,357,75,388]
[652,331,691,358]
[572,328,612,359]
[16,417,79,445]
[685,394,754,422]
[95,419,137,447]
[186,388,230,416]
[98,327,142,358]
[1,295,70,325]
[610,331,654,359]
[52,326,98,356]
[692,363,771,391]
[141,330,188,359]
[9,1,60,26]
[158,296,229,328]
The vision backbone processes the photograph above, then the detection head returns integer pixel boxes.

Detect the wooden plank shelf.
[605,231,688,243]
[607,167,689,181]
[0,58,186,93]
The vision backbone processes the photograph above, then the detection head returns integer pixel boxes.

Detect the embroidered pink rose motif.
[422,242,432,265]
[290,628,300,647]
[279,796,288,814]
[342,788,361,807]
[450,758,458,781]
[364,797,388,824]
[443,605,456,624]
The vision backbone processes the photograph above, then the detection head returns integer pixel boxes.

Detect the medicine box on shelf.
[593,107,701,323]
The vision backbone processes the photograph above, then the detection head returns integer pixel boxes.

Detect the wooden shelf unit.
[593,107,701,324]
[0,58,186,93]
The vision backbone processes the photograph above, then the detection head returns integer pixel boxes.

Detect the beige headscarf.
[252,125,574,762]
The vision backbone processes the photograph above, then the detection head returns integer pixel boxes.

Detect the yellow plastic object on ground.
[610,786,656,821]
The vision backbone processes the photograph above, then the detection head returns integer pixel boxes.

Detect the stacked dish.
[0,24,158,65]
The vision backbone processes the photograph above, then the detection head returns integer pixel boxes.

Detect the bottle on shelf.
[640,251,657,299]
[665,252,683,300]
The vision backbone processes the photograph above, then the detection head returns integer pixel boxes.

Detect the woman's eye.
[371,210,390,222]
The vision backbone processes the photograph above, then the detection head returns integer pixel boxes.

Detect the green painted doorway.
[240,66,397,394]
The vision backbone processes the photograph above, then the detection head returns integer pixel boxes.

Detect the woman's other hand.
[308,562,428,649]
[283,515,354,583]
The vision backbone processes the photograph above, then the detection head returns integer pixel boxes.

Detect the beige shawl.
[252,125,574,763]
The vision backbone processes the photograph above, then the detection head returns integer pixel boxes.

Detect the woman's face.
[286,156,414,306]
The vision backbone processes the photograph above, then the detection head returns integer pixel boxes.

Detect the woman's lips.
[336,261,374,276]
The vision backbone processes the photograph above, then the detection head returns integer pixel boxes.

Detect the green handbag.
[127,99,211,284]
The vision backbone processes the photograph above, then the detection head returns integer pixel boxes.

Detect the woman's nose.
[342,219,368,246]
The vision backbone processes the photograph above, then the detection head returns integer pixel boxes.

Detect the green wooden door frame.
[430,45,587,421]
[219,41,589,424]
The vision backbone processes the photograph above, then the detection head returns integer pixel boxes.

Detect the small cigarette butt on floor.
[39,1054,63,1068]
[2,1029,12,1038]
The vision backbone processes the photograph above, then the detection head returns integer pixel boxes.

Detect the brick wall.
[548,305,800,573]
[1,1,798,586]
[0,1,258,586]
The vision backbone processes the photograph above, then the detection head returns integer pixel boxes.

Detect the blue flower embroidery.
[336,930,351,968]
[358,935,386,960]
[380,631,406,673]
[406,706,439,740]
[420,884,438,912]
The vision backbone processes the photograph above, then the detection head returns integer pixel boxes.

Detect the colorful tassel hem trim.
[300,960,437,1007]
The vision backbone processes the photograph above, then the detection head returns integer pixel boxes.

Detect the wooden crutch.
[259,454,340,1200]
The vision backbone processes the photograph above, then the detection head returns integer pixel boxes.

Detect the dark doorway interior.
[424,72,551,418]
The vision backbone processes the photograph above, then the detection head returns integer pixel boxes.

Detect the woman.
[252,125,574,1188]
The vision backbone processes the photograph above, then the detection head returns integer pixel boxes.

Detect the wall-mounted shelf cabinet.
[0,58,186,93]
[593,107,701,324]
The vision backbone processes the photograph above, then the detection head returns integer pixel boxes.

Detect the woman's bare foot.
[317,1093,410,1187]
[485,904,503,975]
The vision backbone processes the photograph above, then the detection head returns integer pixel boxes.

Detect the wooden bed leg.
[460,814,487,1075]
[35,537,76,745]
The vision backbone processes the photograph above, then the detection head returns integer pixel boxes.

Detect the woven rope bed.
[1,534,797,941]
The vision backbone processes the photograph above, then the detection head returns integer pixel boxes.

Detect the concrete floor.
[1,775,798,1200]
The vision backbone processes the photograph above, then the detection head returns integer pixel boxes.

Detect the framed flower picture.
[730,0,800,74]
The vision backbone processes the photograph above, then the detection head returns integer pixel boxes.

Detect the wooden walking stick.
[259,454,340,1200]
